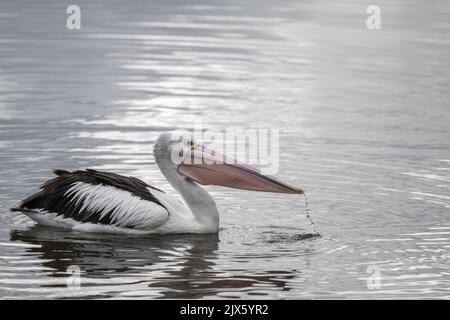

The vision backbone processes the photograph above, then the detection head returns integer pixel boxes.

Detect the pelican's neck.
[155,149,219,231]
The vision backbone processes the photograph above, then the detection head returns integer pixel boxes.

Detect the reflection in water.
[9,226,300,299]
[10,226,220,275]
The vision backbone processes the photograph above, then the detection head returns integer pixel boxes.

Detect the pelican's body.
[12,133,302,234]
[17,177,218,235]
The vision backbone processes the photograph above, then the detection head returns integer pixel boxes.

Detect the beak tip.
[294,188,305,195]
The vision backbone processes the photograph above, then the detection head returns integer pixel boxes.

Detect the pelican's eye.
[186,139,196,148]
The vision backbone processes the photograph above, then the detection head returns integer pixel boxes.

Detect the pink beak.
[177,145,304,194]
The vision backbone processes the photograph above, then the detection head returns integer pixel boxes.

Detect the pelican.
[11,132,304,234]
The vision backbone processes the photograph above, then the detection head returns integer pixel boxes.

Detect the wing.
[12,169,169,230]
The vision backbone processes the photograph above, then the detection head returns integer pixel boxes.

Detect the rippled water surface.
[1,0,450,299]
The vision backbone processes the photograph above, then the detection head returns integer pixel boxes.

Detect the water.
[0,0,449,299]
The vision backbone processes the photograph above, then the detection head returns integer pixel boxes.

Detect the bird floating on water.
[12,132,304,234]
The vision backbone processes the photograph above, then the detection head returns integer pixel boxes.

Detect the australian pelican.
[12,133,304,234]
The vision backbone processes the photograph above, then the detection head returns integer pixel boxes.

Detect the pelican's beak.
[177,144,304,194]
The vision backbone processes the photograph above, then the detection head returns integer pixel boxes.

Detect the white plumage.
[64,182,169,229]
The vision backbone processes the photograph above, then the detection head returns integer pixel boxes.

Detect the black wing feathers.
[12,169,166,226]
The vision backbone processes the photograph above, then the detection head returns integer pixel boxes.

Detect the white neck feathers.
[154,135,219,230]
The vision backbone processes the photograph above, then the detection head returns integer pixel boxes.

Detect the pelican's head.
[154,132,304,195]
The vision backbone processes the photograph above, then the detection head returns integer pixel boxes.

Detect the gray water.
[1,0,449,299]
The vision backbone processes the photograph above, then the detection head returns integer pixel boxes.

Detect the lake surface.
[0,0,449,299]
